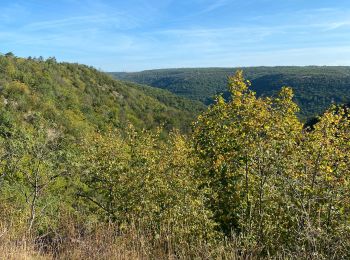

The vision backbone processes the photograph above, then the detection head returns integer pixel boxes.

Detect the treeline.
[0,56,349,258]
[111,66,350,119]
[0,54,203,135]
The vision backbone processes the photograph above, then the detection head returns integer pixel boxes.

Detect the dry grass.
[0,223,346,259]
[0,243,50,260]
[0,224,250,260]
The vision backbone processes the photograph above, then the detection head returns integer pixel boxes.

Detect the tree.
[77,126,217,251]
[2,123,69,237]
[193,71,301,237]
[5,52,15,57]
[192,70,350,257]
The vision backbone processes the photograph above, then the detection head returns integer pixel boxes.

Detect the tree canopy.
[1,58,350,258]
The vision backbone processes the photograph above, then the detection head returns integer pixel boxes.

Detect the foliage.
[0,55,350,259]
[111,66,350,119]
[192,70,350,256]
[0,54,202,135]
[77,127,217,248]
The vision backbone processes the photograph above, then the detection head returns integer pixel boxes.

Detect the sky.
[1,0,350,71]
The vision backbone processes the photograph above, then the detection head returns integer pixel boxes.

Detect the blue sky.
[1,0,350,71]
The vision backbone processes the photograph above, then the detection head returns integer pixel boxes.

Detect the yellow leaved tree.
[193,70,350,256]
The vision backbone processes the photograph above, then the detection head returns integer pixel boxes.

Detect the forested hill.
[0,54,205,135]
[110,67,350,119]
[2,56,350,258]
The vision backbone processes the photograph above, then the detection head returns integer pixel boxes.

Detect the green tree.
[193,71,301,237]
[77,126,217,251]
[2,124,69,237]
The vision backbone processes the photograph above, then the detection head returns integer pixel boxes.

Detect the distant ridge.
[110,66,350,119]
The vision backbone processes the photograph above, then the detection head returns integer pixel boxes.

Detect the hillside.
[110,67,350,119]
[0,54,205,135]
[1,56,350,259]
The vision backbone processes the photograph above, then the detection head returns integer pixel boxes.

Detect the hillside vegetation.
[0,55,349,259]
[0,54,204,136]
[111,66,350,119]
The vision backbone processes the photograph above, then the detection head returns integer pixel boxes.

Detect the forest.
[111,66,350,119]
[0,54,350,259]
